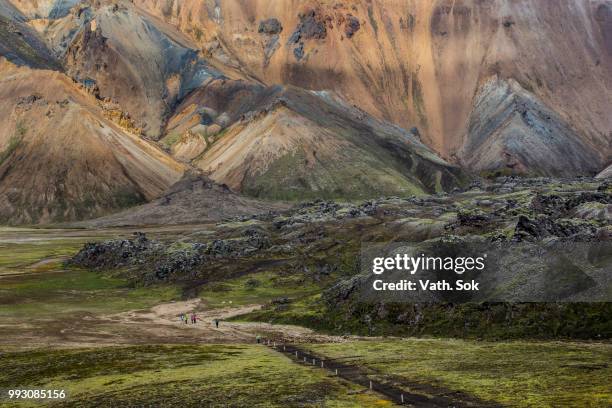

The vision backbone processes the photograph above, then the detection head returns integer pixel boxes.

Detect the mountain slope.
[9,0,223,138]
[597,164,612,179]
[0,58,185,224]
[167,79,466,200]
[460,77,601,177]
[135,0,612,174]
[0,1,60,69]
[4,0,79,19]
[61,3,222,139]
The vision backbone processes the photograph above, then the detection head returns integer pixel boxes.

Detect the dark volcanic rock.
[531,192,611,217]
[457,210,490,227]
[70,228,273,283]
[69,232,160,269]
[293,42,305,60]
[513,215,597,241]
[288,9,327,44]
[324,275,368,304]
[344,15,361,38]
[258,18,283,35]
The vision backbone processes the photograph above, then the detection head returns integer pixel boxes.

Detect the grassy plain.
[0,345,395,407]
[307,339,612,408]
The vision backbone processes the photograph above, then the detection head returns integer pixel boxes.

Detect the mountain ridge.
[0,0,610,224]
[134,0,612,170]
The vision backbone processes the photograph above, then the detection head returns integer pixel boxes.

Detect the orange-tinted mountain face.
[0,58,185,224]
[135,0,611,172]
[0,0,610,224]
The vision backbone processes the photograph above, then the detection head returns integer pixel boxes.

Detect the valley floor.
[0,227,610,407]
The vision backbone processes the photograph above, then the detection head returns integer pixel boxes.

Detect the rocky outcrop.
[69,232,161,269]
[288,9,327,43]
[258,18,282,35]
[513,215,598,241]
[71,228,273,282]
[343,15,360,38]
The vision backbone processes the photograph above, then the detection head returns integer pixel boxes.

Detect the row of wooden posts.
[263,339,407,405]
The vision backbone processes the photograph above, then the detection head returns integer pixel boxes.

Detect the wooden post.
[401,394,404,403]
[321,361,324,368]
[335,369,338,375]
[304,356,307,362]
[283,345,286,351]
[295,351,298,357]
[312,358,315,365]
[369,381,373,390]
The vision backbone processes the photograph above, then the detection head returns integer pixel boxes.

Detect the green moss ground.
[0,345,396,407]
[198,271,320,308]
[0,239,84,273]
[0,229,180,321]
[306,339,612,408]
[0,268,179,320]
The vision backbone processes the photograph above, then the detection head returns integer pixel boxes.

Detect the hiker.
[256,335,261,344]
[184,313,188,324]
[214,319,220,328]
[179,313,185,323]
[191,313,197,324]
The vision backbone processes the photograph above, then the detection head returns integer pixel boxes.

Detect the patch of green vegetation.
[113,187,145,209]
[166,241,197,253]
[234,293,333,332]
[161,132,182,149]
[0,240,84,272]
[307,339,612,408]
[243,149,425,201]
[199,271,320,309]
[0,268,180,319]
[191,128,228,163]
[0,133,22,166]
[239,296,612,340]
[0,345,395,407]
[193,26,203,41]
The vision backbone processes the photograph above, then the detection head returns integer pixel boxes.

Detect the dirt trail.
[2,298,495,406]
[101,298,345,344]
[0,298,345,349]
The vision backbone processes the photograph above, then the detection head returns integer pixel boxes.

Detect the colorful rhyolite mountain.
[0,0,610,223]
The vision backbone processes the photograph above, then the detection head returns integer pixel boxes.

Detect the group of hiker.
[178,312,220,328]
[176,312,264,344]
[179,312,199,324]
